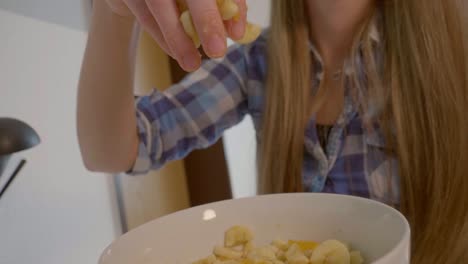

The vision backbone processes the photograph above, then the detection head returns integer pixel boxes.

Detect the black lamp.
[0,118,40,199]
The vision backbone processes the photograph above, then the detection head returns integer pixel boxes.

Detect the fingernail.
[230,0,245,39]
[231,21,245,40]
[207,35,226,57]
[182,54,200,71]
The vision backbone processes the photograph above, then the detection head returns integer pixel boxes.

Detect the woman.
[78,0,468,262]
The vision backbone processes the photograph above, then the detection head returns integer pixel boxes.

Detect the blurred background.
[0,0,270,263]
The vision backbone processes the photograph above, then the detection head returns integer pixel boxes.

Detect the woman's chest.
[250,104,400,205]
[311,117,398,205]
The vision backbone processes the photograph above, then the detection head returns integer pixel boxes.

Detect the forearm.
[77,0,139,172]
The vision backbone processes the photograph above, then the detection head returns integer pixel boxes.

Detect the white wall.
[0,10,119,264]
[223,0,271,198]
[0,0,91,30]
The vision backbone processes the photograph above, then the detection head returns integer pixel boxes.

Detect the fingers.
[123,0,173,57]
[121,0,247,70]
[145,0,201,71]
[225,0,247,40]
[186,0,227,58]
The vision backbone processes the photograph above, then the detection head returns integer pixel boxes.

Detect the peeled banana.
[177,0,262,48]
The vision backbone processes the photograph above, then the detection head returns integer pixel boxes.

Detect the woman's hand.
[104,0,247,71]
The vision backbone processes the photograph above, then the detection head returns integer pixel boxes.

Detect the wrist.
[92,0,135,27]
[88,0,139,53]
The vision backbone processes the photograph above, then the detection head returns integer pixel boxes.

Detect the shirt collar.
[368,12,381,43]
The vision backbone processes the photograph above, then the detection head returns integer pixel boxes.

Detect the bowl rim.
[100,193,411,263]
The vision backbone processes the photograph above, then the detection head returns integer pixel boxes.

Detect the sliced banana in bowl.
[309,240,353,264]
[194,227,365,264]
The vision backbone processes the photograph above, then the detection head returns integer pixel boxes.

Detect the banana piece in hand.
[178,0,261,48]
[217,0,239,20]
[178,0,238,18]
[180,11,201,48]
[350,251,364,264]
[309,240,351,264]
[234,22,262,44]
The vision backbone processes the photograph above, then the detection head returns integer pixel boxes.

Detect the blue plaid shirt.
[130,27,399,205]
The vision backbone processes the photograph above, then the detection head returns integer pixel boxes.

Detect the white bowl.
[99,193,410,264]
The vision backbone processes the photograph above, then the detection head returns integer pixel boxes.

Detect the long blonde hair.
[259,0,468,262]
